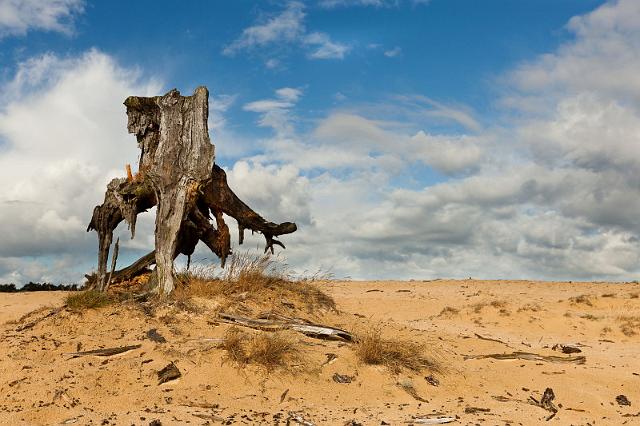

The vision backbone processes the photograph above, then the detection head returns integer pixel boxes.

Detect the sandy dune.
[1,280,639,425]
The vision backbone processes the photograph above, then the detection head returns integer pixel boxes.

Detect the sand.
[1,280,639,425]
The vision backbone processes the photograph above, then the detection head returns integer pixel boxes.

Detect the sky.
[0,0,639,284]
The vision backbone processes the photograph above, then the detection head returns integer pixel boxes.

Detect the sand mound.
[1,278,639,424]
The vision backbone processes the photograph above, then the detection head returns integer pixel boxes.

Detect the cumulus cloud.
[231,0,640,281]
[242,87,303,137]
[0,0,84,37]
[223,2,349,61]
[0,49,161,283]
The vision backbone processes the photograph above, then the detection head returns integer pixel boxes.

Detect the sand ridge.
[1,279,639,425]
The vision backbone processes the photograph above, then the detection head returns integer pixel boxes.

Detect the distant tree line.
[0,282,80,293]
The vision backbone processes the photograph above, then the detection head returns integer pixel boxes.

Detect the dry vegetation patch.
[221,327,301,370]
[438,306,459,318]
[570,294,594,306]
[173,253,335,315]
[354,326,440,374]
[471,300,508,314]
[617,316,640,337]
[65,290,112,312]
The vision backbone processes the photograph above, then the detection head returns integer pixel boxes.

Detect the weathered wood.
[87,86,298,294]
[104,237,119,291]
[64,344,142,358]
[217,312,352,341]
[157,362,181,384]
[464,351,586,364]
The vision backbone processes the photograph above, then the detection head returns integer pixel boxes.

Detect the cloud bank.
[1,0,638,284]
[0,50,161,283]
[0,0,84,37]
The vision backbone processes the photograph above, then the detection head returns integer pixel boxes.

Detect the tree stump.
[87,87,297,294]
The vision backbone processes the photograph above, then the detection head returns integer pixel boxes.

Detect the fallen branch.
[64,344,142,358]
[529,388,558,421]
[217,312,352,341]
[464,351,585,364]
[473,333,516,349]
[408,417,457,424]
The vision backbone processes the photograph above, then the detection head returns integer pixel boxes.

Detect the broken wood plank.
[158,362,181,384]
[287,412,316,426]
[464,351,585,364]
[64,344,142,358]
[408,416,457,424]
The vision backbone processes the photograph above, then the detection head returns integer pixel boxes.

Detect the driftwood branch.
[64,344,142,358]
[217,312,352,342]
[464,351,586,364]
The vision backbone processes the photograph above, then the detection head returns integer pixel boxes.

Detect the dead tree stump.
[87,87,297,294]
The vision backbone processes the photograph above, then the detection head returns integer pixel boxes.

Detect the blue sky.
[1,0,639,284]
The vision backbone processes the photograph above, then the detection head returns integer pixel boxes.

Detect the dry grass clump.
[570,294,594,306]
[65,290,112,312]
[518,303,543,313]
[175,265,222,299]
[471,300,508,314]
[438,306,459,317]
[354,326,439,374]
[175,253,335,313]
[221,327,301,370]
[580,313,601,321]
[617,316,640,337]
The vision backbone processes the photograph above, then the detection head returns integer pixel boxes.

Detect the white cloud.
[395,94,482,132]
[223,2,349,61]
[0,0,84,37]
[507,0,640,104]
[233,0,640,281]
[304,32,350,59]
[223,2,305,56]
[265,58,281,69]
[0,49,162,283]
[242,87,303,137]
[384,46,402,57]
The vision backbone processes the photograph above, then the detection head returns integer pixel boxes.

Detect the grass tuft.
[174,252,335,314]
[65,290,112,311]
[354,326,439,374]
[438,306,459,317]
[221,327,300,371]
[617,316,640,337]
[569,294,594,306]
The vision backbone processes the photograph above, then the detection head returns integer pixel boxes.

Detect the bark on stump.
[87,87,297,295]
